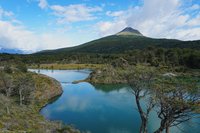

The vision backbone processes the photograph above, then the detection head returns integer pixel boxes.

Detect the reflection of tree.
[153,77,200,133]
[94,84,128,93]
[124,65,156,133]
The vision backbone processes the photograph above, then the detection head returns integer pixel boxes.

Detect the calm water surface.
[30,69,200,133]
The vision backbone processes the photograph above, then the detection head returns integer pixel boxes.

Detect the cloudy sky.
[0,0,200,53]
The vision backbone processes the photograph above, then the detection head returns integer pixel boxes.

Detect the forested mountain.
[0,27,200,69]
[36,27,200,55]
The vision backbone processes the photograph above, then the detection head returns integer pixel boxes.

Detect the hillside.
[36,27,200,55]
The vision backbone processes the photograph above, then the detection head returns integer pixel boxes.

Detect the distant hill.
[0,48,24,54]
[36,27,200,55]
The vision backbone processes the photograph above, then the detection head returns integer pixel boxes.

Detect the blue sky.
[0,0,200,53]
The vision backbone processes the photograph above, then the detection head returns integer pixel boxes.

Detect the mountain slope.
[36,27,200,55]
[116,27,143,36]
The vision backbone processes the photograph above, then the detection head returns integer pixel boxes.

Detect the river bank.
[84,64,200,84]
[0,70,79,133]
[29,63,200,84]
[29,63,105,70]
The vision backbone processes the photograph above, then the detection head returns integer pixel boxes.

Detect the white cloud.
[97,0,200,40]
[0,20,74,52]
[168,27,200,40]
[186,14,200,26]
[0,20,38,51]
[0,7,74,53]
[106,11,124,17]
[190,4,200,10]
[0,7,14,19]
[0,7,14,18]
[97,21,126,36]
[50,4,102,23]
[38,0,48,9]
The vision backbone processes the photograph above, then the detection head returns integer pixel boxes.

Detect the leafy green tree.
[155,48,165,64]
[186,53,200,68]
[166,50,179,67]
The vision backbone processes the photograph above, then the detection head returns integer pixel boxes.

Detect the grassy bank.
[0,70,79,132]
[29,63,105,70]
[86,64,200,84]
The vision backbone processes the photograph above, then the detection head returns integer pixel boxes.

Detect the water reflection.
[40,82,139,133]
[30,69,200,133]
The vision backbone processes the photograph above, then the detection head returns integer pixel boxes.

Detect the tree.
[0,72,13,97]
[185,53,200,69]
[153,77,200,133]
[155,48,165,65]
[124,65,156,133]
[15,74,35,106]
[0,94,11,115]
[0,72,13,114]
[166,50,179,67]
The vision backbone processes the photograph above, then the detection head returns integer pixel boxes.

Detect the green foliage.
[3,65,12,73]
[16,63,27,73]
[1,47,200,70]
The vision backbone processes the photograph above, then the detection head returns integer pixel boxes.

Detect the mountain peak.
[117,27,143,36]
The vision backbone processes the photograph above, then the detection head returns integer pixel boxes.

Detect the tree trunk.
[6,106,10,115]
[19,89,23,106]
[6,87,11,97]
[135,94,148,133]
[139,117,147,133]
[154,128,163,133]
[154,120,166,133]
[166,127,169,133]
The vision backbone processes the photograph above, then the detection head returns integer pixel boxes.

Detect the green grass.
[29,63,105,70]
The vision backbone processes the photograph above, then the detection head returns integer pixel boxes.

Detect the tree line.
[0,47,199,69]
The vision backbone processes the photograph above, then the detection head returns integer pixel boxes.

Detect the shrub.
[4,65,12,73]
[16,63,27,73]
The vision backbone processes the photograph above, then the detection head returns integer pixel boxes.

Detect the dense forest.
[1,47,199,69]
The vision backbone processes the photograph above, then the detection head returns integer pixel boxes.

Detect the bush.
[16,63,27,73]
[4,65,12,73]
